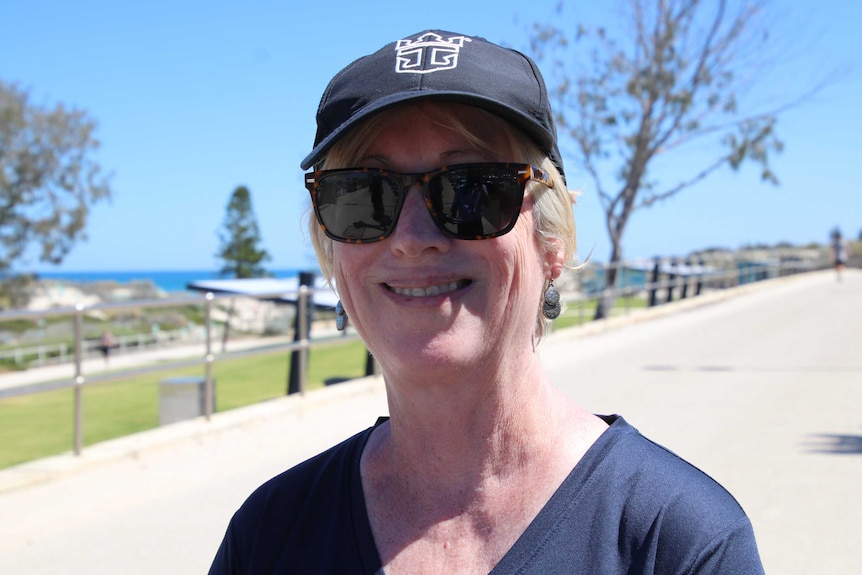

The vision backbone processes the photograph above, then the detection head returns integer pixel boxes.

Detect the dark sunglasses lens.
[314,173,400,242]
[429,166,524,239]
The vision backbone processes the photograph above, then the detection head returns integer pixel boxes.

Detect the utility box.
[159,377,215,425]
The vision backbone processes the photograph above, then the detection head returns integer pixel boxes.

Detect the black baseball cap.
[300,30,564,180]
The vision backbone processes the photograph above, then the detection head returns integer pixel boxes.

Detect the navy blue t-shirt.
[209,416,764,574]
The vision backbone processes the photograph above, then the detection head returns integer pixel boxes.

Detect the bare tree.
[530,0,793,318]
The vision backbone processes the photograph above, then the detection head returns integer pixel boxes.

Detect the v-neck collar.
[348,415,626,574]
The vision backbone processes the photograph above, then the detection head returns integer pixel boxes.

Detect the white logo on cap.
[395,33,472,74]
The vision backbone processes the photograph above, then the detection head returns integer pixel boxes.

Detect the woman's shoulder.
[591,415,747,515]
[237,423,376,518]
[209,423,381,574]
[576,415,762,572]
[489,415,764,574]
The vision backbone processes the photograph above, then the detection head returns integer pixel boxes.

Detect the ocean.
[32,266,651,295]
[33,269,311,294]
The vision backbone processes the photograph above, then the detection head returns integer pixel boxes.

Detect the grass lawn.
[0,339,369,469]
[554,296,647,330]
[0,296,648,470]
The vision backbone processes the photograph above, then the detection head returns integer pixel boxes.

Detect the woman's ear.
[544,238,566,280]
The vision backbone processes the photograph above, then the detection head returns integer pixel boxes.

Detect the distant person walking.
[100,330,115,364]
[830,229,850,281]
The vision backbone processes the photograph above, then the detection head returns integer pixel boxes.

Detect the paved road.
[0,269,859,574]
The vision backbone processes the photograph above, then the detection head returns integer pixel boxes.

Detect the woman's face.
[331,104,558,378]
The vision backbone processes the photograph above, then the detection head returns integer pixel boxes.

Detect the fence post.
[288,271,315,395]
[204,292,214,420]
[73,303,85,456]
[298,285,309,396]
[681,259,691,300]
[648,258,661,307]
[621,265,630,314]
[665,258,677,303]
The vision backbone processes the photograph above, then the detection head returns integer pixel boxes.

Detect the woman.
[209,30,764,574]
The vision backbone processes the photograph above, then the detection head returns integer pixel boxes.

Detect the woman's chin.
[375,330,485,374]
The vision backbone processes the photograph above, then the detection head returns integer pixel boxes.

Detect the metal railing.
[567,255,824,307]
[0,326,210,368]
[0,286,358,456]
[0,254,826,458]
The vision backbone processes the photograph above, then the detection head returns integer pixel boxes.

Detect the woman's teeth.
[390,281,463,297]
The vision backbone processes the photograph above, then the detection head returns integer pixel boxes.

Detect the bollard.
[159,377,216,425]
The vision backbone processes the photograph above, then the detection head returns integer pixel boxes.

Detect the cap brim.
[300,91,556,171]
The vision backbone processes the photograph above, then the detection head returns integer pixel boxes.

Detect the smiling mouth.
[387,280,471,298]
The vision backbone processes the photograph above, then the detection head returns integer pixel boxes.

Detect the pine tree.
[216,186,270,278]
[215,185,271,351]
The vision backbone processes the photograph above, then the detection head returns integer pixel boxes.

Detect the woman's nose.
[388,185,450,256]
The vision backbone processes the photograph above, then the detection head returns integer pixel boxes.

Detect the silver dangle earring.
[542,280,561,320]
[335,300,348,331]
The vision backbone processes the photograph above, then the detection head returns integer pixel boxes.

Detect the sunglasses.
[305,163,553,244]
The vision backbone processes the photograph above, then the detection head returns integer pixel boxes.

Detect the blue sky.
[2,0,860,271]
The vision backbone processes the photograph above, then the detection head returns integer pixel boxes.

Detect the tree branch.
[637,154,729,208]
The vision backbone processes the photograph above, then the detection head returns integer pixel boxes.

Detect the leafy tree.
[0,272,37,310]
[0,80,112,302]
[529,0,796,318]
[216,185,270,279]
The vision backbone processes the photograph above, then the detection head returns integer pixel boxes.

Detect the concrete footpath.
[0,270,859,574]
[0,334,297,394]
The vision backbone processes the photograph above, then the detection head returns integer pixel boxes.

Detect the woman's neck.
[369,359,598,497]
[360,365,607,573]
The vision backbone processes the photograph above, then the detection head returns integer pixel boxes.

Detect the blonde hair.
[306,102,575,339]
